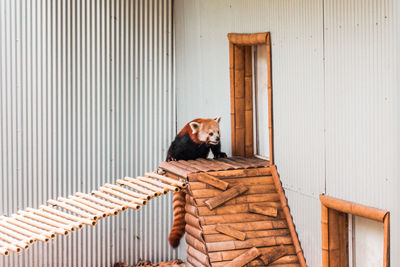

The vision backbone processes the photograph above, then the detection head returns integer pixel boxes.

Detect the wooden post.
[234,45,245,156]
[383,213,390,267]
[244,46,254,157]
[321,204,329,267]
[229,42,236,155]
[328,209,340,267]
[266,33,274,165]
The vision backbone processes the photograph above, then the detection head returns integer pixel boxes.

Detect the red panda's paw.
[214,152,227,159]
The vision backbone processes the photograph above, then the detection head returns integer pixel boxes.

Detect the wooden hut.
[159,157,307,267]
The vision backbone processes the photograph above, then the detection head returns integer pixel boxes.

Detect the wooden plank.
[260,244,287,265]
[267,34,274,164]
[208,244,295,263]
[169,161,201,173]
[197,202,281,217]
[191,184,276,198]
[215,224,246,241]
[189,177,274,190]
[200,159,235,170]
[328,209,340,267]
[196,193,280,207]
[384,214,390,267]
[227,33,268,45]
[185,213,201,229]
[321,204,329,267]
[229,42,236,155]
[194,173,229,191]
[248,203,278,217]
[213,262,300,267]
[186,233,207,254]
[338,211,348,266]
[212,159,239,169]
[244,45,254,158]
[200,213,284,226]
[205,229,290,243]
[207,167,271,178]
[196,158,231,171]
[206,235,293,252]
[158,161,191,178]
[187,255,208,267]
[187,160,216,172]
[187,245,211,267]
[185,224,204,242]
[185,203,197,217]
[218,158,249,169]
[202,220,288,235]
[212,255,299,267]
[224,247,261,267]
[229,157,257,168]
[204,184,248,210]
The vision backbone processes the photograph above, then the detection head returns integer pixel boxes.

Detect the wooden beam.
[260,244,287,265]
[227,33,268,45]
[215,224,246,241]
[204,184,248,210]
[194,173,229,191]
[248,203,278,217]
[224,247,261,267]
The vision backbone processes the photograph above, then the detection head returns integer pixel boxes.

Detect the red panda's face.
[189,117,221,145]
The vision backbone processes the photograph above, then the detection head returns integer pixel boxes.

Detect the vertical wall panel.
[324,0,399,264]
[174,0,399,265]
[174,0,325,262]
[0,0,175,266]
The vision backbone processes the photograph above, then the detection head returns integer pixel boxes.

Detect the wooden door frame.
[320,194,390,267]
[227,32,274,164]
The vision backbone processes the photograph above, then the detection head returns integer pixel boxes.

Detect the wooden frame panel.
[228,32,274,163]
[320,195,390,267]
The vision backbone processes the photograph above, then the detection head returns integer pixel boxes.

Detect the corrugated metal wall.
[174,0,399,266]
[0,0,175,266]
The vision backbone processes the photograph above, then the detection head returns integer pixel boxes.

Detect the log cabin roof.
[158,156,270,178]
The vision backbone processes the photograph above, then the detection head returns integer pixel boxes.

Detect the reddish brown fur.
[168,191,186,248]
[168,118,225,248]
[176,118,203,143]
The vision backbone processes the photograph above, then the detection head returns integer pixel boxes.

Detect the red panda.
[167,117,227,248]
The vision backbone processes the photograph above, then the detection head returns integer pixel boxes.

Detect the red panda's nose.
[216,137,220,142]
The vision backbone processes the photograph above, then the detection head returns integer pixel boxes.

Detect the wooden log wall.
[228,32,273,163]
[166,163,305,267]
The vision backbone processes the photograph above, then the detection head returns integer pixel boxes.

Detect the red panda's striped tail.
[168,191,186,248]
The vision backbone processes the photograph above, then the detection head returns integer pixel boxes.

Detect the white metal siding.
[0,0,175,266]
[175,0,399,266]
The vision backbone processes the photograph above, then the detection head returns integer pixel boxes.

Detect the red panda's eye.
[209,132,213,136]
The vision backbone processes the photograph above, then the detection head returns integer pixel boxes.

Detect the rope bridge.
[0,172,187,256]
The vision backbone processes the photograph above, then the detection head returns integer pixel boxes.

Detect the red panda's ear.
[214,117,221,123]
[189,121,200,134]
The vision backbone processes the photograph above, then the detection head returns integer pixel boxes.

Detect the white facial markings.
[191,118,222,144]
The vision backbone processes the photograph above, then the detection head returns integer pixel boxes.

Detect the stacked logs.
[0,173,187,256]
[160,157,306,267]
